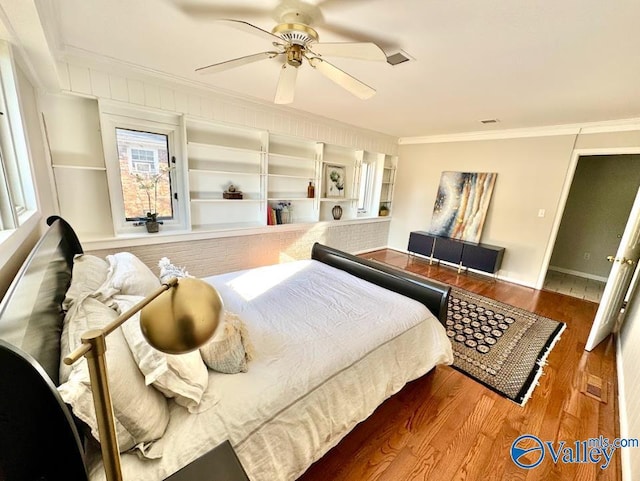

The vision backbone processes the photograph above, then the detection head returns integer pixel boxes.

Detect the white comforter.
[88,260,453,481]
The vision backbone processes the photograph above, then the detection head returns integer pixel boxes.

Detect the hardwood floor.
[298,249,620,481]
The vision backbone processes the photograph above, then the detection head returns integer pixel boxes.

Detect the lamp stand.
[64,277,222,481]
[65,280,179,481]
[83,330,123,481]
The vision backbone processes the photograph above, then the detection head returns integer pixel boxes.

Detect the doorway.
[543,154,640,302]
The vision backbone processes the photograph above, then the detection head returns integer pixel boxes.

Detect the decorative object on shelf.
[223,184,244,199]
[307,181,315,199]
[64,277,223,481]
[429,171,497,243]
[269,201,293,225]
[133,212,164,233]
[379,204,389,217]
[324,164,346,198]
[332,204,343,220]
[134,167,171,233]
[144,212,161,233]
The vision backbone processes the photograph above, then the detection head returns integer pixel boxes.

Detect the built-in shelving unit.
[185,118,266,230]
[266,134,319,225]
[319,143,359,221]
[379,155,397,217]
[132,115,397,232]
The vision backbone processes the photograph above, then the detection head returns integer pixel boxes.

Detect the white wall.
[390,135,578,286]
[550,155,640,278]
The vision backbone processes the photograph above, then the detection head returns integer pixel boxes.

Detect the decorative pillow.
[60,254,111,382]
[158,257,192,284]
[57,298,170,456]
[200,311,253,374]
[112,294,215,413]
[96,252,160,302]
[62,254,109,310]
[60,296,113,384]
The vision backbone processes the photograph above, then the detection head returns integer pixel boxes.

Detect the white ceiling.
[35,0,640,137]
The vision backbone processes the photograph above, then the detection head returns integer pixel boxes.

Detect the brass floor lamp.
[65,277,223,481]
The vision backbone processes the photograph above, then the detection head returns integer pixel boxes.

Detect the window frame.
[99,103,187,235]
[357,159,375,215]
[0,41,37,235]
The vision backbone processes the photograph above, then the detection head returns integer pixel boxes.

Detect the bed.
[0,216,452,481]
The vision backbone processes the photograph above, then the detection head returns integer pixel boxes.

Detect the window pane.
[115,128,173,220]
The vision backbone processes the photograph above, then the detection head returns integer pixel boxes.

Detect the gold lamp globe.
[140,277,223,354]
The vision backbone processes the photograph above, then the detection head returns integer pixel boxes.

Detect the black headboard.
[311,243,450,322]
[0,215,88,480]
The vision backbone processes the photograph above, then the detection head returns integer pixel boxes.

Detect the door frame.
[536,147,640,290]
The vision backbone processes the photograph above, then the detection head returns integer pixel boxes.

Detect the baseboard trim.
[548,266,608,283]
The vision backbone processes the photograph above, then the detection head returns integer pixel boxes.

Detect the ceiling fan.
[183,1,388,104]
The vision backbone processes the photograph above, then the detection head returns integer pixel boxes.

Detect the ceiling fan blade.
[175,2,269,18]
[309,42,386,61]
[320,23,397,51]
[307,56,375,100]
[196,51,280,75]
[314,0,371,9]
[218,19,285,45]
[274,63,299,104]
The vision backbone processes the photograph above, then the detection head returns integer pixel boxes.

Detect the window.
[0,41,37,233]
[357,161,373,213]
[115,128,173,220]
[129,148,157,173]
[100,104,186,234]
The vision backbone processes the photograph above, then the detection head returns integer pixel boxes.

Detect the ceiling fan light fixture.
[272,23,319,46]
[286,45,303,67]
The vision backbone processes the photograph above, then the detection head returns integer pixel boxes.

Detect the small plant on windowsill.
[132,167,168,233]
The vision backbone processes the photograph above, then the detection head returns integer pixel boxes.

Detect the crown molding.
[399,118,640,145]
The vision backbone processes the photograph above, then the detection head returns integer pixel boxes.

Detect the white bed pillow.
[62,254,109,310]
[57,298,170,456]
[60,255,110,383]
[96,252,160,302]
[200,311,253,374]
[112,294,215,413]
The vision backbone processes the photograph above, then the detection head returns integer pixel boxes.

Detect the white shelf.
[188,141,263,156]
[268,152,316,163]
[268,196,314,201]
[52,164,107,171]
[267,173,313,180]
[190,197,262,203]
[320,197,357,202]
[189,168,262,176]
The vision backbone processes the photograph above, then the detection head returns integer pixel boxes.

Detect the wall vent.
[386,50,414,66]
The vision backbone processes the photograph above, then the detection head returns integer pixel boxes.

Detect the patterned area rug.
[446,287,566,406]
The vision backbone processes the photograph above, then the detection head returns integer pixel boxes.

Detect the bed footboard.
[311,243,450,322]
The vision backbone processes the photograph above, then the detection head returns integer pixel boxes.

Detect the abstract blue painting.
[428,171,497,243]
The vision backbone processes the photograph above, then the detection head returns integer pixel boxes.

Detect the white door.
[585,187,640,351]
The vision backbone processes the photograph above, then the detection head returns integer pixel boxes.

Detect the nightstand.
[164,440,250,481]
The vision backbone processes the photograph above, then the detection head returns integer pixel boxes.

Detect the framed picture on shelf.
[324,164,346,198]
